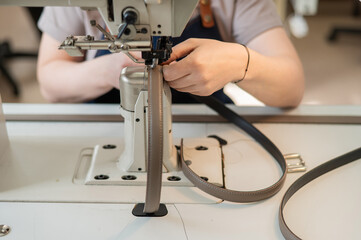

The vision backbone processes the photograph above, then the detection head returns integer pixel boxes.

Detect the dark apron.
[92,15,233,104]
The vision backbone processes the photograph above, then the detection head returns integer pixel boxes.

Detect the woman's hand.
[162,27,305,108]
[37,33,144,102]
[162,38,248,96]
[103,51,143,89]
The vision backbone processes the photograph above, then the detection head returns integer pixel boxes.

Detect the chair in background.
[0,7,43,96]
[328,0,361,41]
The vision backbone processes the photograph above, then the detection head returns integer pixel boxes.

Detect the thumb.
[162,38,199,65]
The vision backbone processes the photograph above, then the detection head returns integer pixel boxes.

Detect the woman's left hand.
[162,38,248,96]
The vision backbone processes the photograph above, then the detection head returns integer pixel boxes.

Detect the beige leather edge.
[0,95,9,161]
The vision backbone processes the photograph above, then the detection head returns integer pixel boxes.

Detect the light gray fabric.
[38,0,283,60]
[38,7,104,60]
[211,0,283,44]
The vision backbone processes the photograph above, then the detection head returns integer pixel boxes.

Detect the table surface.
[0,104,360,240]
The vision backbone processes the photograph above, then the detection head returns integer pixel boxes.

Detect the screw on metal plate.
[195,146,208,151]
[103,144,116,149]
[122,175,137,180]
[284,153,307,173]
[94,174,109,180]
[167,176,181,181]
[0,225,11,237]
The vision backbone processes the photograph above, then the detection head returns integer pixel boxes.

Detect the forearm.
[38,56,116,103]
[236,47,304,107]
[37,33,134,103]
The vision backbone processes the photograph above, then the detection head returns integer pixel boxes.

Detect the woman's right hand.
[37,33,144,102]
[103,51,144,89]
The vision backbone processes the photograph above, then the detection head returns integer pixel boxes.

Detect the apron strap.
[200,0,215,28]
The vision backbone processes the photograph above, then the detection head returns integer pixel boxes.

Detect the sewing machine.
[1,1,361,239]
[0,0,230,216]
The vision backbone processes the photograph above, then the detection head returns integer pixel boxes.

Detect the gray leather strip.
[279,147,361,240]
[180,95,288,203]
[180,139,287,202]
[143,66,163,213]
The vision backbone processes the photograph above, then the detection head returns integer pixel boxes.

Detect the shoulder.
[40,7,85,22]
[212,0,283,44]
[38,7,103,44]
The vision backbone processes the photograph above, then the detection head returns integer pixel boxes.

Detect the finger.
[171,84,198,94]
[163,38,200,65]
[163,58,192,82]
[176,87,211,96]
[170,79,215,96]
[167,74,195,89]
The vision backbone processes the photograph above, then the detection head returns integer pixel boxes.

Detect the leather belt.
[279,147,361,239]
[183,95,288,202]
[144,66,164,213]
[135,92,289,215]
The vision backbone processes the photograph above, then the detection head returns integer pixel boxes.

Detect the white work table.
[0,104,360,240]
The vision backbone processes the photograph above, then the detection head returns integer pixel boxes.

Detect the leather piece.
[182,95,287,202]
[144,66,163,213]
[279,147,361,240]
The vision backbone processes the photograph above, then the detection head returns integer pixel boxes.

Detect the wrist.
[102,53,124,89]
[233,44,250,84]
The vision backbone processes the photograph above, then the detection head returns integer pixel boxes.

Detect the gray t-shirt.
[38,0,282,60]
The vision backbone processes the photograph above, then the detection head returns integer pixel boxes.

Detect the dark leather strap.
[182,95,288,202]
[279,147,361,240]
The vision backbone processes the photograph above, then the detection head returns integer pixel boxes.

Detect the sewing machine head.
[58,0,198,65]
[1,0,198,64]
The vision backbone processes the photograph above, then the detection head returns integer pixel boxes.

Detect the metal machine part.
[284,153,307,173]
[0,225,11,237]
[82,138,223,189]
[119,66,148,112]
[117,7,139,39]
[118,66,177,173]
[59,33,151,57]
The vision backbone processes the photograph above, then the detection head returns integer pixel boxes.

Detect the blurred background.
[0,0,360,105]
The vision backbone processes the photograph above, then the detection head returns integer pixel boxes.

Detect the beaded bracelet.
[233,44,250,84]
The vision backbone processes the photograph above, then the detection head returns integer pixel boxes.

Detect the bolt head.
[0,225,11,237]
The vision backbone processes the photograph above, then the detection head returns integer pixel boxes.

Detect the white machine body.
[118,66,178,172]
